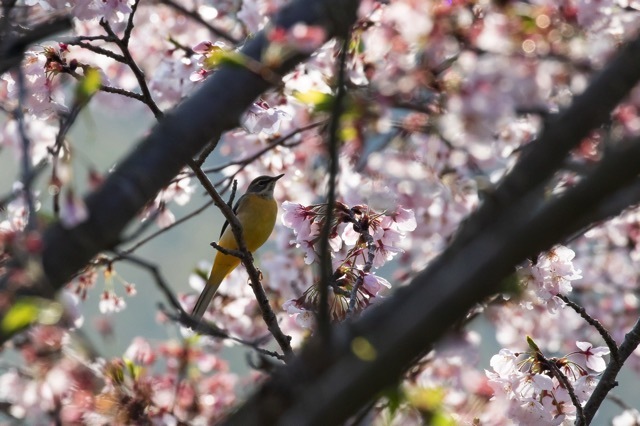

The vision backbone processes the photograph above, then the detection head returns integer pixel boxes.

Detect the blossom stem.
[15,68,37,231]
[156,0,239,44]
[347,218,375,316]
[543,356,586,425]
[557,294,620,362]
[581,316,640,425]
[318,34,350,339]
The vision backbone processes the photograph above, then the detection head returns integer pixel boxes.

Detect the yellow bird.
[191,174,284,320]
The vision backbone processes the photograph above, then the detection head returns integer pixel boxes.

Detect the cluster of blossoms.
[281,201,416,326]
[0,328,238,424]
[64,258,138,315]
[487,339,609,425]
[517,245,583,312]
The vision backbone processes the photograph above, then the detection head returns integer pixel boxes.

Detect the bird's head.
[246,174,285,197]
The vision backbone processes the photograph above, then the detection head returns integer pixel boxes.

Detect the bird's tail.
[191,266,227,321]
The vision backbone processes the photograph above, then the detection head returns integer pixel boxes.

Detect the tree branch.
[581,316,640,424]
[557,294,620,362]
[116,251,285,361]
[318,37,349,338]
[156,0,240,45]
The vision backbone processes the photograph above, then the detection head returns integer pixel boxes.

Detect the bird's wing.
[219,195,244,239]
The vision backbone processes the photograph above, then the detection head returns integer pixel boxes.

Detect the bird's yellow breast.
[218,194,278,253]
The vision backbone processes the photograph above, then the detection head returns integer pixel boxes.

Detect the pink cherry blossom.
[571,341,610,373]
[241,101,290,135]
[124,337,156,366]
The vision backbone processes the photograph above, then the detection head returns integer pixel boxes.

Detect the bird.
[191,174,284,320]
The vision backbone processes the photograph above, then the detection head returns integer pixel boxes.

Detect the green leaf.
[381,386,404,420]
[293,90,334,112]
[204,49,246,70]
[408,387,445,411]
[527,335,541,353]
[123,357,143,380]
[75,68,101,105]
[431,411,457,426]
[500,271,523,297]
[1,299,40,334]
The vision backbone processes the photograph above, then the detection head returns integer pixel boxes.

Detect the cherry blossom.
[241,100,290,135]
[571,341,610,373]
[486,339,604,425]
[517,245,583,311]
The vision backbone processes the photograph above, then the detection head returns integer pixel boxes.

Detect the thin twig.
[543,357,586,425]
[99,16,164,120]
[122,0,140,45]
[187,160,293,358]
[347,221,375,316]
[115,251,285,361]
[582,316,640,425]
[226,180,238,209]
[98,84,145,101]
[195,136,222,167]
[157,0,240,44]
[318,36,349,338]
[64,40,124,62]
[210,241,244,258]
[70,35,116,42]
[121,200,215,255]
[189,121,321,191]
[558,294,620,362]
[203,121,325,174]
[65,63,146,102]
[161,306,285,361]
[15,68,37,231]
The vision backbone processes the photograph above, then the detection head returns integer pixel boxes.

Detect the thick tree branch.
[452,33,640,248]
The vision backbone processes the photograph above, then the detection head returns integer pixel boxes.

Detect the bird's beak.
[274,173,285,181]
